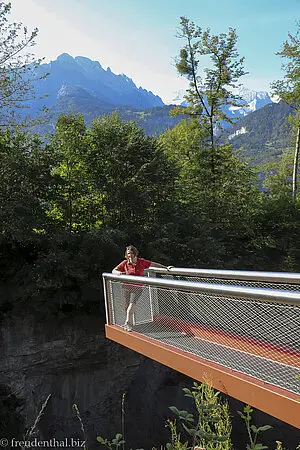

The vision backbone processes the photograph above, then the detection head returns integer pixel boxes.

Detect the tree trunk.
[292,125,300,201]
[210,117,215,177]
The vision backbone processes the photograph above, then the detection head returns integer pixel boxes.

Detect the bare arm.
[112,267,124,275]
[112,261,126,275]
[150,261,168,269]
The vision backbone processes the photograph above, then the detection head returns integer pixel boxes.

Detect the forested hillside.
[224,102,294,163]
[35,98,184,137]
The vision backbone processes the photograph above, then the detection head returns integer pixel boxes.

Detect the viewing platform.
[103,268,300,429]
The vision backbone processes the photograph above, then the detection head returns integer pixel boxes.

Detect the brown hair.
[125,245,139,259]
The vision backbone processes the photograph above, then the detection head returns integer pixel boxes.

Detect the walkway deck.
[103,268,300,429]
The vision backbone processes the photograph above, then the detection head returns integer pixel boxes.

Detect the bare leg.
[124,290,130,312]
[124,290,142,331]
[125,301,134,327]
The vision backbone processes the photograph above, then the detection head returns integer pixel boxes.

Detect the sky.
[9,0,300,104]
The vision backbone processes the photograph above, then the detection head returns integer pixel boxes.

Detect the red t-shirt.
[116,257,152,276]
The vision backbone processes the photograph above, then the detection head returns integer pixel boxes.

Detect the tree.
[86,113,178,244]
[0,2,47,127]
[174,16,247,177]
[271,23,300,201]
[0,128,49,241]
[159,120,261,268]
[48,114,96,232]
[262,148,294,199]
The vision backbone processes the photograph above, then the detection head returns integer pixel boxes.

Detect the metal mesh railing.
[104,275,300,395]
[161,276,300,291]
[160,275,300,291]
[146,268,300,291]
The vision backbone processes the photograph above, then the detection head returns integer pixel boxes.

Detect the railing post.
[103,276,114,324]
[146,268,158,320]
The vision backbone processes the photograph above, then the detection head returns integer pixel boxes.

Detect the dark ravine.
[0,315,299,450]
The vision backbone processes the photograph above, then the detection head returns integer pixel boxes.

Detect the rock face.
[0,315,143,448]
[0,315,299,450]
[28,53,164,116]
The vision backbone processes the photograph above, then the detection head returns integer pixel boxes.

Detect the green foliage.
[0,2,47,128]
[0,113,179,315]
[95,382,231,450]
[85,112,177,241]
[36,102,183,139]
[165,420,189,450]
[93,382,297,449]
[175,16,247,160]
[262,148,294,198]
[271,23,300,110]
[159,120,261,268]
[167,381,232,450]
[97,434,125,450]
[238,405,272,450]
[271,22,300,200]
[0,228,126,316]
[0,128,49,241]
[47,113,97,232]
[249,181,300,271]
[275,442,286,450]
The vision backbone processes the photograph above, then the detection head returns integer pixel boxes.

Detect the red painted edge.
[105,324,300,429]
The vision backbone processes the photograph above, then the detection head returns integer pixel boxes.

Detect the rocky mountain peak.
[56,53,75,64]
[74,55,103,72]
[169,87,273,116]
[33,54,164,110]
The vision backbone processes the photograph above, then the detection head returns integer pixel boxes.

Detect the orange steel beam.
[105,324,300,429]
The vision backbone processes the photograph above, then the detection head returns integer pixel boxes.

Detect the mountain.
[25,55,293,160]
[35,80,292,154]
[170,87,275,122]
[27,53,164,116]
[225,87,275,120]
[223,102,294,163]
[35,86,184,137]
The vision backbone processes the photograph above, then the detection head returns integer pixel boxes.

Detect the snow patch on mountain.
[168,87,274,118]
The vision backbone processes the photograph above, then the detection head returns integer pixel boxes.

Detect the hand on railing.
[112,269,126,275]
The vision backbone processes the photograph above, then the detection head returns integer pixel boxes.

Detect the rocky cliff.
[0,315,299,449]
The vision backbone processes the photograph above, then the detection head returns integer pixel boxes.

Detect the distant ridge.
[223,102,293,163]
[27,53,164,115]
[170,87,274,123]
[21,53,293,165]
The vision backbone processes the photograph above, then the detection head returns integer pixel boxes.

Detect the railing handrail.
[102,273,300,306]
[145,267,300,284]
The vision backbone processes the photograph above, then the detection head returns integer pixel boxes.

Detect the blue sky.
[10,0,300,103]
